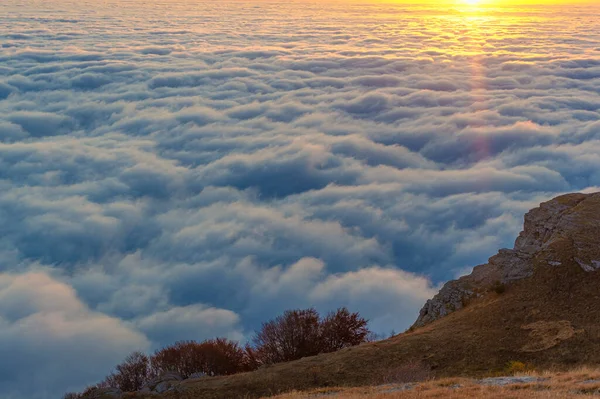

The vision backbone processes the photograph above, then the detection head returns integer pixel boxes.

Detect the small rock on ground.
[478,376,548,386]
[377,383,415,393]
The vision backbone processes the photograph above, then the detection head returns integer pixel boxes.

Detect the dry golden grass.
[268,367,600,399]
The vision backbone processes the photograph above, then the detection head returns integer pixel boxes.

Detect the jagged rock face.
[413,192,600,329]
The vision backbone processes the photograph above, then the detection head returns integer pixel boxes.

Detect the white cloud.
[0,271,149,399]
[134,304,244,345]
[310,267,438,333]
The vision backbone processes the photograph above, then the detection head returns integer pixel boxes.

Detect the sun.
[463,0,483,4]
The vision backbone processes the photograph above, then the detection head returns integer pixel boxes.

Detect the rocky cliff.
[413,192,600,328]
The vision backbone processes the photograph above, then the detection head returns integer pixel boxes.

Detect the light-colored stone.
[478,376,548,386]
[548,261,562,266]
[140,371,183,394]
[154,381,172,394]
[520,320,581,352]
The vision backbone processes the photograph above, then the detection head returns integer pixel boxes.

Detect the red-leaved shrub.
[151,338,251,378]
[252,307,371,365]
[101,351,153,392]
[320,307,371,353]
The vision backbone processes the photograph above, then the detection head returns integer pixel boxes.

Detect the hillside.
[118,192,600,398]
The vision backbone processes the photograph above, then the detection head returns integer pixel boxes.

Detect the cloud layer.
[1,0,600,397]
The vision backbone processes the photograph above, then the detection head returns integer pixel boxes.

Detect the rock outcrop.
[140,371,184,394]
[79,372,188,398]
[413,192,600,328]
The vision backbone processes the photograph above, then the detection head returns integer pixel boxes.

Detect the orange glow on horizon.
[369,0,599,4]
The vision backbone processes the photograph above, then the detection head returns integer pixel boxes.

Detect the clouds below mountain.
[1,0,599,397]
[0,271,148,399]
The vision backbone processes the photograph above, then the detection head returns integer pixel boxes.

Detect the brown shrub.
[201,338,254,375]
[253,308,322,364]
[492,280,506,294]
[151,340,204,378]
[505,360,535,374]
[320,308,370,353]
[252,307,372,365]
[150,338,252,378]
[243,343,261,370]
[101,351,153,392]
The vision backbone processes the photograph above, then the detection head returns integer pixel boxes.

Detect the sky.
[1,0,599,397]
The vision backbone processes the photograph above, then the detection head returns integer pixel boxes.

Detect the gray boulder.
[140,371,183,393]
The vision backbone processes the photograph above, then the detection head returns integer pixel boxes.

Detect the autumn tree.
[320,307,370,352]
[252,307,371,364]
[150,338,251,378]
[101,351,153,392]
[200,338,253,376]
[252,308,321,364]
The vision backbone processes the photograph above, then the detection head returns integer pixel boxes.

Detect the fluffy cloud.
[310,267,437,333]
[134,305,244,344]
[1,0,599,397]
[0,271,149,399]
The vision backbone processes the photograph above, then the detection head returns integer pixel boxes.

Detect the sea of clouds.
[1,0,600,397]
